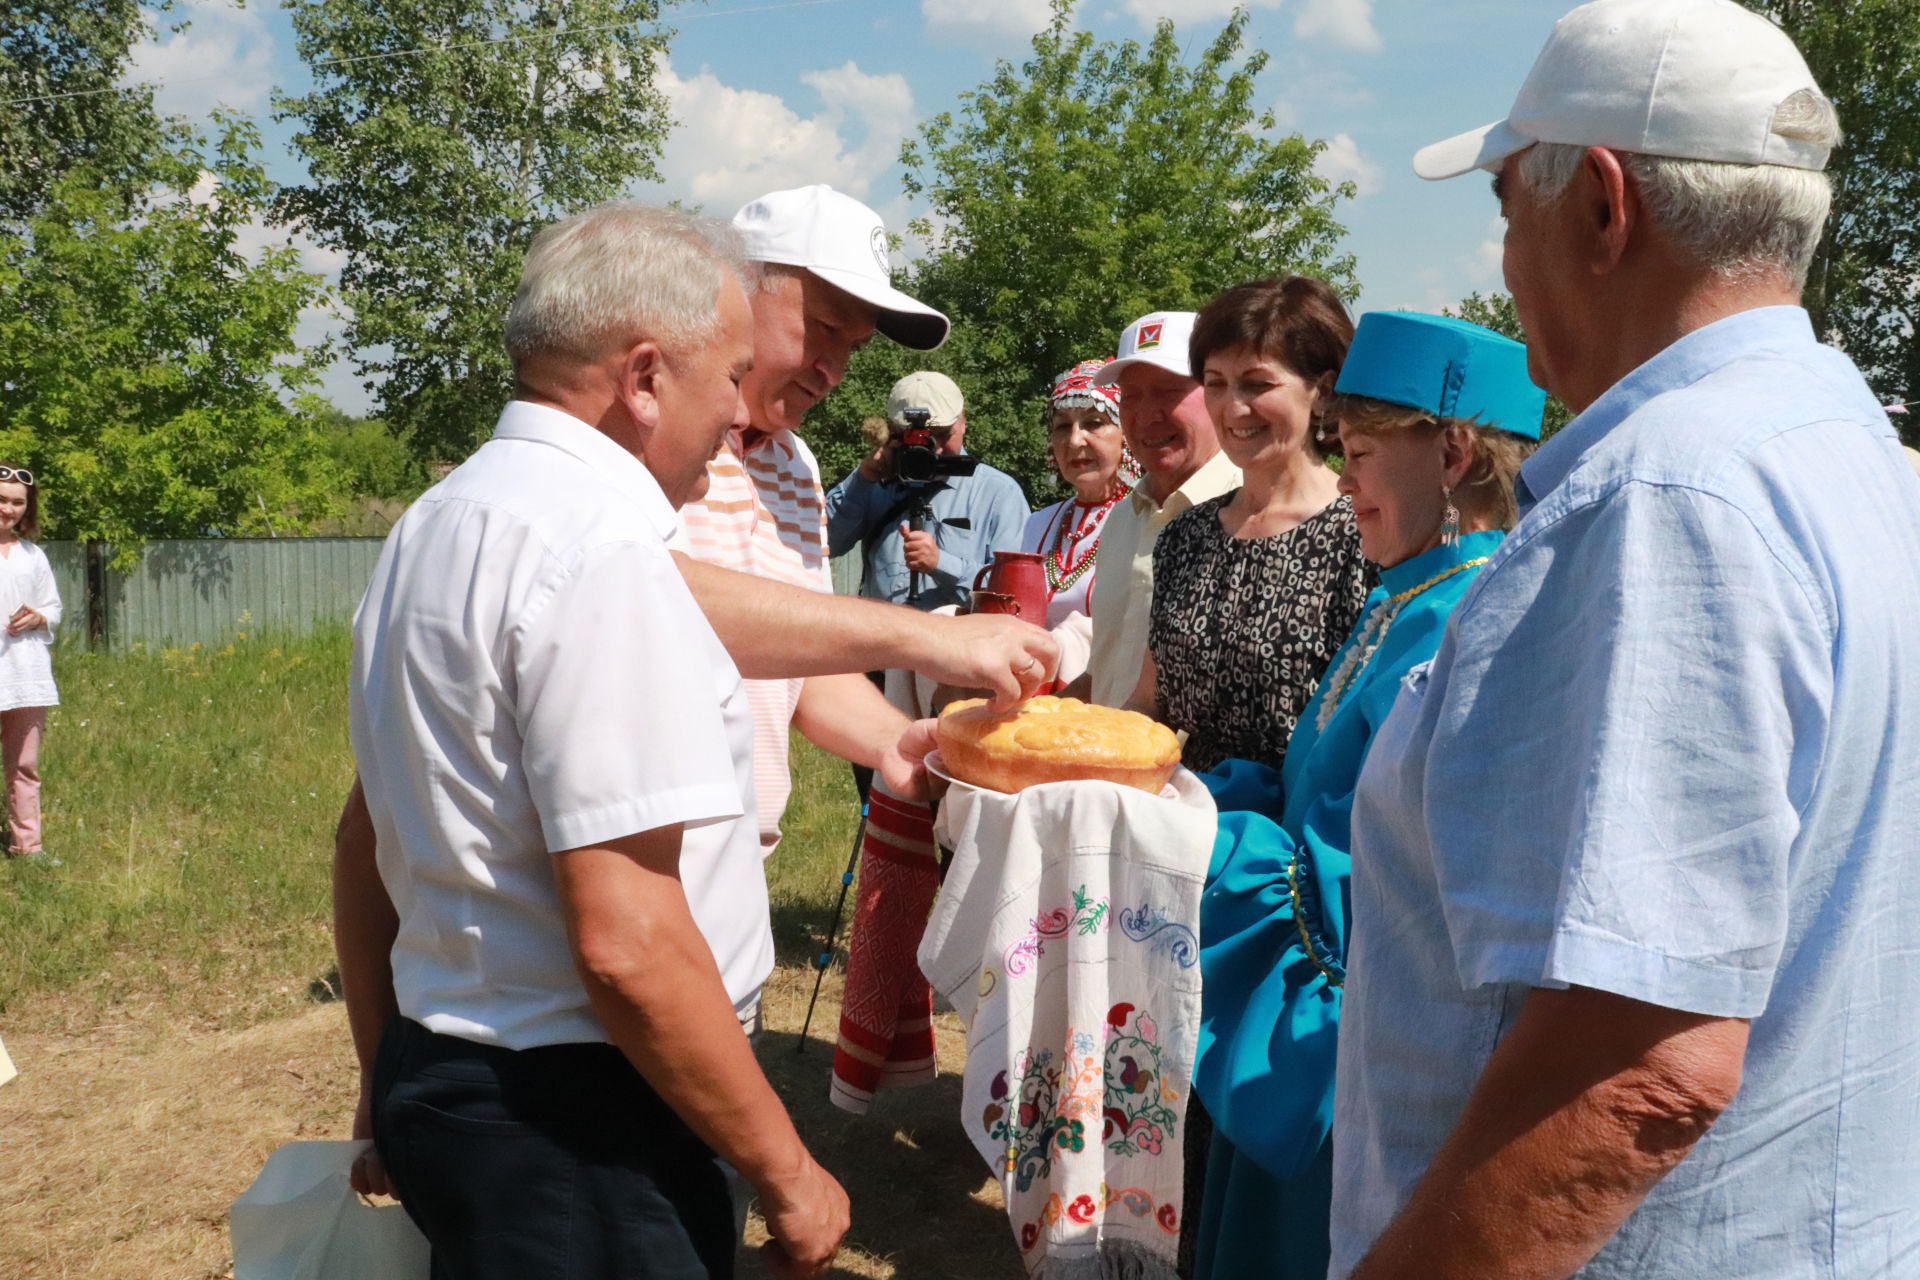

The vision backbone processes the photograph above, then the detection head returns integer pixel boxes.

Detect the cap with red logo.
[1092,311,1199,386]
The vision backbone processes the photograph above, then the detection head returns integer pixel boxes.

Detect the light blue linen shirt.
[824,464,1030,610]
[1333,307,1920,1279]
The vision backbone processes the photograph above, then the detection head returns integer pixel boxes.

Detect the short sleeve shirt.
[1331,308,1920,1278]
[670,428,832,853]
[351,401,771,1049]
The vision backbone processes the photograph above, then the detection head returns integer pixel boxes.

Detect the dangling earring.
[1440,485,1460,548]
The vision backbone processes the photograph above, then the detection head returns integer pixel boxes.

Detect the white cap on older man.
[1091,311,1200,387]
[732,185,951,350]
[1413,0,1832,181]
[887,371,965,428]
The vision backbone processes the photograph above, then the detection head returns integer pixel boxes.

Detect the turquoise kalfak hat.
[1334,312,1547,440]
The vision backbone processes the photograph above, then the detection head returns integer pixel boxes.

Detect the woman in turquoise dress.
[1188,312,1547,1279]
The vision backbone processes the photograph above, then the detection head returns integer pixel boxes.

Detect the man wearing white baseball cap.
[673,186,1051,867]
[1080,310,1240,707]
[1334,4,1920,1279]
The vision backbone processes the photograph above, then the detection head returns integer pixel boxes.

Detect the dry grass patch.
[0,1004,357,1279]
[0,973,1021,1280]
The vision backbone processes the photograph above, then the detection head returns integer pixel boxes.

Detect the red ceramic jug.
[972,551,1047,621]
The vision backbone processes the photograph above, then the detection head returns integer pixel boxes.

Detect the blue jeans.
[372,1018,735,1279]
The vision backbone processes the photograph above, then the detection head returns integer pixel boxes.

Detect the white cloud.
[124,0,276,119]
[1315,132,1383,197]
[234,221,350,277]
[922,0,1055,48]
[1397,216,1507,313]
[1270,66,1374,135]
[1293,0,1382,51]
[1119,0,1281,25]
[1115,0,1374,45]
[650,57,914,214]
[1470,216,1506,286]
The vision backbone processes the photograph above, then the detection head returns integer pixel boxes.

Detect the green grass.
[768,735,866,963]
[0,627,865,1029]
[0,629,357,1028]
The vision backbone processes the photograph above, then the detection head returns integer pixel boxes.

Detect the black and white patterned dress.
[1149,493,1374,773]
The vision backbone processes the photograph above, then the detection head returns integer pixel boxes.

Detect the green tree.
[0,0,173,227]
[1444,291,1574,439]
[314,406,429,502]
[810,0,1358,500]
[0,118,338,560]
[276,0,674,464]
[1748,0,1920,444]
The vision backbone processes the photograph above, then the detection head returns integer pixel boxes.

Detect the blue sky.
[125,0,1570,413]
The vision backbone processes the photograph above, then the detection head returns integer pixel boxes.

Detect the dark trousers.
[372,1017,735,1280]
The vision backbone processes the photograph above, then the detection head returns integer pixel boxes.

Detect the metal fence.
[44,539,387,651]
[43,537,868,651]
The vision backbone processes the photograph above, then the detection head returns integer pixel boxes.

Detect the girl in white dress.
[0,466,60,856]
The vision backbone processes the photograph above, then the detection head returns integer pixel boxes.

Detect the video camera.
[885,407,980,487]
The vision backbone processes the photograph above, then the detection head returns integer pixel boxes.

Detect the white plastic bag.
[231,1140,429,1280]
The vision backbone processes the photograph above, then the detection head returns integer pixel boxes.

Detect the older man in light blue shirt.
[1333,4,1920,1279]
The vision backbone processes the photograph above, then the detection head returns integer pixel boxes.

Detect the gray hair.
[505,202,754,366]
[1516,90,1842,288]
[750,261,811,296]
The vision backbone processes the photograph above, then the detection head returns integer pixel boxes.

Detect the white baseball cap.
[887,371,964,427]
[732,185,950,350]
[1091,311,1199,387]
[1414,0,1832,182]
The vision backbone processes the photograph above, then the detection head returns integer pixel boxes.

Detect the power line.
[0,0,862,110]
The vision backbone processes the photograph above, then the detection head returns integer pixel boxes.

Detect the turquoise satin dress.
[1190,530,1504,1280]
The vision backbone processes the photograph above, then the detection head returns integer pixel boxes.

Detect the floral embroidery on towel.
[922,771,1215,1279]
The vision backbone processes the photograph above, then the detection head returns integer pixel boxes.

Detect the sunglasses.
[0,468,33,486]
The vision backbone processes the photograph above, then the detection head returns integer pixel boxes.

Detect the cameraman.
[826,372,1029,611]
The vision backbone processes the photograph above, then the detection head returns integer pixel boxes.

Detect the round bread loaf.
[935,695,1181,795]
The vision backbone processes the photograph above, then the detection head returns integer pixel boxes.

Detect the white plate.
[921,750,1179,800]
[923,749,967,790]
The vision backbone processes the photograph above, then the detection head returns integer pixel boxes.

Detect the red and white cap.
[1092,311,1199,387]
[732,185,950,350]
[1414,0,1832,181]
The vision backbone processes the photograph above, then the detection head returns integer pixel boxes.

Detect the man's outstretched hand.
[916,613,1057,709]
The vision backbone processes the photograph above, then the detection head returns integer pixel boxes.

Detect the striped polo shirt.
[671,426,833,854]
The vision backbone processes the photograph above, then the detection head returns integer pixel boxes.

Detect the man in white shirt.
[337,204,849,1279]
[1082,311,1243,706]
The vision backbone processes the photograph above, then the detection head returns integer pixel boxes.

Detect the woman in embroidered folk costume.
[1021,360,1137,628]
[1190,313,1544,1280]
[1136,277,1374,773]
[0,464,60,858]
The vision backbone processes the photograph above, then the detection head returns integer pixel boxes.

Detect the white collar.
[1132,449,1238,515]
[492,400,678,539]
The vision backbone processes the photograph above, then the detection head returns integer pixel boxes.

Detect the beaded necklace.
[1314,556,1490,732]
[1043,494,1122,594]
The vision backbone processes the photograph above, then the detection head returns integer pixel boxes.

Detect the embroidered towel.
[920,768,1216,1278]
[831,781,942,1113]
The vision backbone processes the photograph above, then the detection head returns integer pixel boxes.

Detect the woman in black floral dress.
[1136,277,1374,773]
